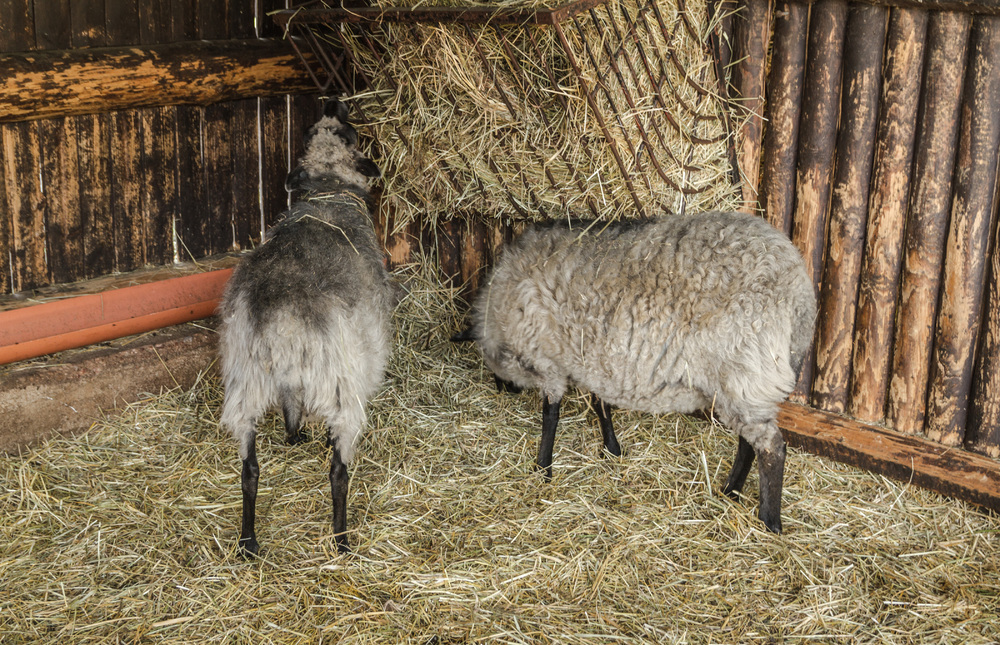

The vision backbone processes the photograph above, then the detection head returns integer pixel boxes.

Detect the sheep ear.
[285,165,309,191]
[450,327,476,343]
[339,123,359,147]
[323,98,350,122]
[355,157,381,179]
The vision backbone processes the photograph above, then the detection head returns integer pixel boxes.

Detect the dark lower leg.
[591,393,621,457]
[757,442,786,534]
[329,442,351,553]
[723,435,755,499]
[239,436,261,557]
[536,396,561,481]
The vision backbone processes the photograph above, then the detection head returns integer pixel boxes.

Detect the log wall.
[747,0,1000,458]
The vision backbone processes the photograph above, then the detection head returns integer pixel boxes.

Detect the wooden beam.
[778,402,1000,513]
[0,39,315,123]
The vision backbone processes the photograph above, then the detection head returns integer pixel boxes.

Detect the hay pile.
[318,0,742,232]
[2,266,999,644]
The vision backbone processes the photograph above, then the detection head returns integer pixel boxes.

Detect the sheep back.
[219,195,394,463]
[472,212,816,429]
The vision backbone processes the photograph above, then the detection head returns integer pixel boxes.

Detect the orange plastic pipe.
[0,269,233,366]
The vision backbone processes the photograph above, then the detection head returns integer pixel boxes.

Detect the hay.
[2,264,999,644]
[311,0,743,232]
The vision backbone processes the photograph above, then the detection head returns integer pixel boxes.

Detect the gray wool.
[470,212,817,454]
[218,112,394,463]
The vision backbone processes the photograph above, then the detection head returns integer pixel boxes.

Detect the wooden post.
[926,15,1000,446]
[789,0,848,399]
[731,0,773,211]
[812,4,887,414]
[758,0,807,236]
[849,8,929,423]
[887,11,972,435]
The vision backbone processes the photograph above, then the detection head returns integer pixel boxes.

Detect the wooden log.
[789,0,848,400]
[887,12,971,435]
[849,8,929,423]
[0,39,315,123]
[778,402,1000,515]
[926,15,1000,446]
[731,0,773,210]
[812,4,887,414]
[758,0,807,236]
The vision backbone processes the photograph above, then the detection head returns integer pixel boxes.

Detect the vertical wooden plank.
[887,12,971,435]
[231,98,261,252]
[925,15,1000,446]
[849,8,929,423]
[730,0,772,210]
[203,101,238,254]
[460,217,487,298]
[110,110,145,270]
[260,96,290,232]
[811,4,886,414]
[437,218,462,288]
[1,123,47,292]
[788,0,848,400]
[758,0,807,236]
[37,117,83,284]
[969,163,1000,459]
[33,0,71,49]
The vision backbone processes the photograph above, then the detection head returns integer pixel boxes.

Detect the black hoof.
[722,484,742,501]
[335,536,352,554]
[286,432,306,446]
[534,462,554,482]
[759,513,783,535]
[603,443,622,458]
[238,536,261,559]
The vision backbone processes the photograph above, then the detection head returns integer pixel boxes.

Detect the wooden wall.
[0,0,319,295]
[738,0,1000,458]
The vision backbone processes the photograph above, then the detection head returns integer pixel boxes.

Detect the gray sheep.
[219,99,394,556]
[457,213,816,534]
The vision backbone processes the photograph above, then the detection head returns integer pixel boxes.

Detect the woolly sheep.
[457,213,816,534]
[219,99,395,556]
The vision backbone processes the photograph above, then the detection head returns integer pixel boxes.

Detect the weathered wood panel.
[925,15,1000,446]
[849,7,929,423]
[759,0,807,235]
[887,12,972,434]
[812,4,886,413]
[789,0,848,399]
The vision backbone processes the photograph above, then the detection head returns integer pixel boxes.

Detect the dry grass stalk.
[309,0,743,232]
[1,263,998,643]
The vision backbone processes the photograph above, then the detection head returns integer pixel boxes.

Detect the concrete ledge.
[0,322,218,454]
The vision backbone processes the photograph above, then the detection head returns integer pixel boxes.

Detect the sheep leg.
[328,441,351,553]
[590,393,621,457]
[536,396,561,481]
[722,435,755,499]
[283,402,305,445]
[756,441,786,535]
[238,433,261,558]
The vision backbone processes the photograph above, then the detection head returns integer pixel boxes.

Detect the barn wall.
[0,0,320,296]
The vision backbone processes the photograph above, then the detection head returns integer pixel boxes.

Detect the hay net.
[285,0,742,232]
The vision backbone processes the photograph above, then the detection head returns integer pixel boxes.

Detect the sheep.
[455,212,816,534]
[218,98,395,556]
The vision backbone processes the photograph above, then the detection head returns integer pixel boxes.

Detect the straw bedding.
[1,266,998,644]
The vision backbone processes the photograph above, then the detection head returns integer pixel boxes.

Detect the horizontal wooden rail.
[778,403,1000,513]
[0,39,315,123]
[0,270,232,365]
